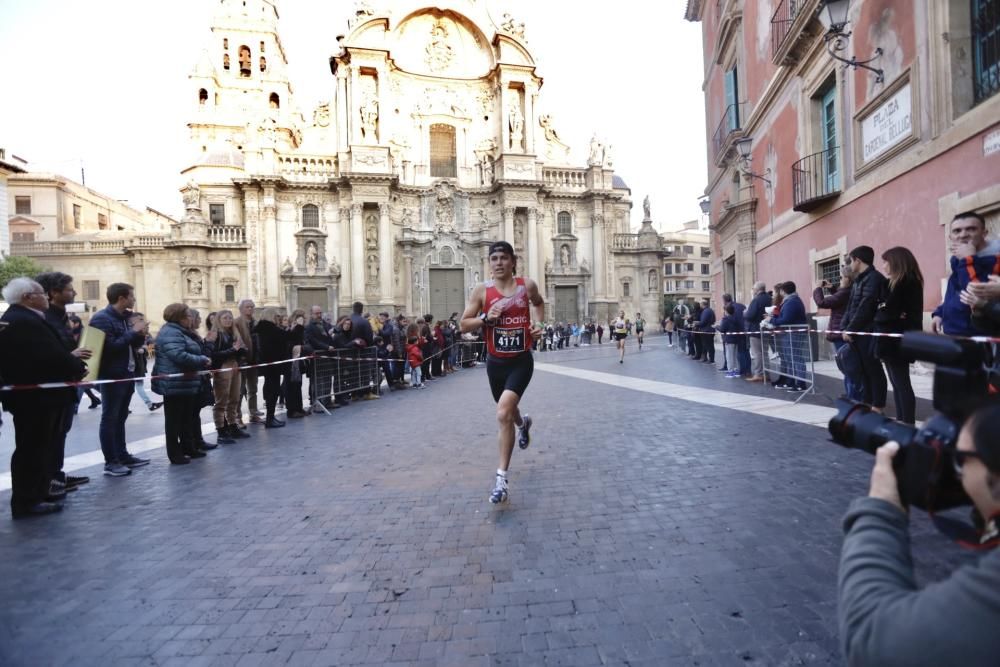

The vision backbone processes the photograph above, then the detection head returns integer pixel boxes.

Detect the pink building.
[685,0,1000,317]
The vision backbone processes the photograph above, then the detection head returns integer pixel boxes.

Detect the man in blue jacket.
[769,281,809,391]
[89,283,149,476]
[932,211,1000,337]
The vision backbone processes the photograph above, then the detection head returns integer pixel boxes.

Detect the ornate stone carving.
[425,20,454,73]
[513,213,526,254]
[602,144,614,168]
[500,12,526,40]
[643,195,651,221]
[313,103,330,128]
[365,213,379,249]
[588,134,603,166]
[281,257,294,274]
[186,269,204,296]
[434,182,455,232]
[366,253,379,283]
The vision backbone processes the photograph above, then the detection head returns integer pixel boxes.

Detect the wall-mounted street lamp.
[819,0,884,84]
[698,197,711,215]
[733,136,771,187]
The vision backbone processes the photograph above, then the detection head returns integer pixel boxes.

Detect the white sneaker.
[517,415,532,450]
[489,475,508,504]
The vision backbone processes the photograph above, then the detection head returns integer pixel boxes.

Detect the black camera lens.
[829,399,917,454]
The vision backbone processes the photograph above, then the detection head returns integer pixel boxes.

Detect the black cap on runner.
[487,241,515,258]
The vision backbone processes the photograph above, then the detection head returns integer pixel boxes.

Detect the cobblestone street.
[0,337,970,666]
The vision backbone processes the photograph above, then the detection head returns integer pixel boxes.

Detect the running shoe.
[489,475,508,504]
[517,415,532,450]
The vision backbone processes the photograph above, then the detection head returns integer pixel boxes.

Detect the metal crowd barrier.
[309,346,382,414]
[455,340,485,366]
[760,325,815,402]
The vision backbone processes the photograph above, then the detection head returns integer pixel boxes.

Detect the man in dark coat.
[697,298,717,364]
[0,278,87,518]
[36,272,94,493]
[841,245,889,407]
[305,306,336,407]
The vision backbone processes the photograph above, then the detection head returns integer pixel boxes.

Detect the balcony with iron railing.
[793,147,842,212]
[770,0,821,66]
[972,0,1000,105]
[712,102,746,166]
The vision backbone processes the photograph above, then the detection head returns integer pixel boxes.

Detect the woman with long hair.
[285,309,308,418]
[210,309,249,441]
[876,246,924,424]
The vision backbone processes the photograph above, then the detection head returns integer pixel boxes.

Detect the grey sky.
[0,0,706,232]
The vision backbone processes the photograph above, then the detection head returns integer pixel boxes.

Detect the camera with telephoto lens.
[828,332,991,511]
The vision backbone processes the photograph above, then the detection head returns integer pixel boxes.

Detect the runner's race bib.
[492,327,525,353]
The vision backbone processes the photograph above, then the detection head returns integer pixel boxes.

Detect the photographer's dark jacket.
[932,239,1000,337]
[210,330,246,369]
[839,497,1000,666]
[842,266,888,334]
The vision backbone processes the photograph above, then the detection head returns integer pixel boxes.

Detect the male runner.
[613,310,628,363]
[460,241,544,504]
[634,312,646,349]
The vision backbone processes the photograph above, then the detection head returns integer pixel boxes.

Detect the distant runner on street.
[634,312,646,349]
[613,310,628,364]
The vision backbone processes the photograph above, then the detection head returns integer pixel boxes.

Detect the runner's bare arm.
[459,284,487,333]
[524,278,545,340]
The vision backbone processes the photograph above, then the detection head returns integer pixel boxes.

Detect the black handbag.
[199,374,215,408]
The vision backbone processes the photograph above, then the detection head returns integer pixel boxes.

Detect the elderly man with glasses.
[0,277,87,518]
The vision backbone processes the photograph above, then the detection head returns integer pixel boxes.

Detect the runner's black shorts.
[613,332,627,341]
[486,353,534,402]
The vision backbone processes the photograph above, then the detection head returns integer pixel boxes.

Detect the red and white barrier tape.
[0,341,487,392]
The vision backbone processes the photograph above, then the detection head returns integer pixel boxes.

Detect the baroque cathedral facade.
[180,0,651,323]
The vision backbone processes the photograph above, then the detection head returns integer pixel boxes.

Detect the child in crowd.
[405,326,425,388]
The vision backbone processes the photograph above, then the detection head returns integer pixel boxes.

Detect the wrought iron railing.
[712,102,746,163]
[771,0,809,60]
[972,0,1000,105]
[792,147,841,212]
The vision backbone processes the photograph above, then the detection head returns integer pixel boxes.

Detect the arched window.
[429,124,457,178]
[260,56,267,72]
[198,88,208,105]
[238,45,251,77]
[302,204,319,228]
[269,93,280,109]
[557,211,571,235]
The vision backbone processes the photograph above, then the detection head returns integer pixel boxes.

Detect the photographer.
[838,403,1000,666]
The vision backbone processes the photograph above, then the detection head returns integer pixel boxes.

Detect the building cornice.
[684,0,703,22]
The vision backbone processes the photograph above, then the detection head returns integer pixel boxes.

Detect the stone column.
[527,207,538,284]
[737,229,757,304]
[591,213,606,299]
[262,185,278,302]
[349,67,359,146]
[336,70,349,152]
[524,89,536,154]
[350,203,364,301]
[502,207,515,246]
[500,86,511,153]
[379,203,391,301]
[404,252,413,313]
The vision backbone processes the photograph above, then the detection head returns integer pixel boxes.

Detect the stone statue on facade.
[305,242,318,276]
[643,195,651,221]
[365,215,379,249]
[187,270,203,296]
[367,254,379,282]
[281,257,294,274]
[313,102,330,128]
[560,245,570,267]
[508,102,524,151]
[480,152,494,185]
[360,95,378,144]
[500,12,526,40]
[181,180,200,211]
[328,255,341,276]
[588,134,603,166]
[602,144,614,168]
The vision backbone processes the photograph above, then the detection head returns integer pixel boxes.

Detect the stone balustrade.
[543,167,587,190]
[612,234,639,250]
[278,155,338,182]
[207,225,246,244]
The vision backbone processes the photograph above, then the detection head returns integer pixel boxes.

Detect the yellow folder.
[78,326,106,384]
